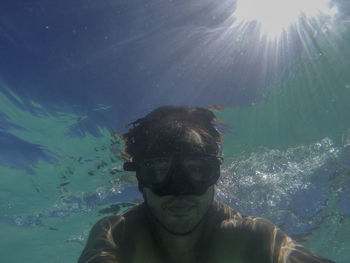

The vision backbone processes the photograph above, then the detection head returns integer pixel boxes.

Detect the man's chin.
[159,215,201,235]
[163,223,198,235]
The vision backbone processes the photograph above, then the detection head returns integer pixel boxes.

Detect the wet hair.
[123,106,221,160]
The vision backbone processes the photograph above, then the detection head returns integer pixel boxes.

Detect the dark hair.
[122,106,221,160]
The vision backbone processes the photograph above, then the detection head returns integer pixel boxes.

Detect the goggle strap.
[123,162,137,171]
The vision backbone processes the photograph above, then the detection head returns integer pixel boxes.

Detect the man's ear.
[138,183,144,193]
[139,186,145,197]
[211,185,216,195]
[141,188,149,204]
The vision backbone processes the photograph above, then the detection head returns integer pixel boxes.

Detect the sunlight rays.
[233,0,338,38]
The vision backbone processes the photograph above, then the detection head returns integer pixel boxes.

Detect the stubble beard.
[150,196,213,235]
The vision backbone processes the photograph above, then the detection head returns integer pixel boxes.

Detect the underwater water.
[1,0,350,262]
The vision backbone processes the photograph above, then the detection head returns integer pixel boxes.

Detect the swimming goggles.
[124,153,222,196]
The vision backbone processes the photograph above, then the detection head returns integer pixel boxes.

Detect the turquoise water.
[1,1,350,263]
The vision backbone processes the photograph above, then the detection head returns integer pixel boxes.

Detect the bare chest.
[130,239,248,263]
[130,238,197,263]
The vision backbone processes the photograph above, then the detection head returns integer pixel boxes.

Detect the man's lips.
[167,205,194,215]
[165,201,196,215]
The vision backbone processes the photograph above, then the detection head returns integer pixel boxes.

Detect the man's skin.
[78,199,333,263]
[78,132,334,263]
[140,186,215,263]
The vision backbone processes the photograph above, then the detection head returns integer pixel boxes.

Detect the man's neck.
[145,203,216,263]
[153,218,206,262]
[161,221,202,246]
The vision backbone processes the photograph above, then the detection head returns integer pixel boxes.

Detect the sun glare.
[234,0,338,37]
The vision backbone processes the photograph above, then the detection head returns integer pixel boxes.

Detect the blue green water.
[1,1,350,262]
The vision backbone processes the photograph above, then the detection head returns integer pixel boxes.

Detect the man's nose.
[170,165,191,195]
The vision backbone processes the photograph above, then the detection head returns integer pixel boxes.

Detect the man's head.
[123,106,221,160]
[122,106,222,234]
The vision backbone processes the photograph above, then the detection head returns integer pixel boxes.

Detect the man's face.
[139,129,217,234]
[143,185,214,235]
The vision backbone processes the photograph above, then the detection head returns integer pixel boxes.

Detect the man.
[78,106,334,263]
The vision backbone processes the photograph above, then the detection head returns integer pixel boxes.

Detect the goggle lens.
[137,155,221,184]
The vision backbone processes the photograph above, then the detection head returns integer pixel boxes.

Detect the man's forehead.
[144,129,206,156]
[178,129,204,146]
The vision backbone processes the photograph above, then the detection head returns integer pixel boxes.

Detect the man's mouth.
[167,205,194,215]
[165,200,196,215]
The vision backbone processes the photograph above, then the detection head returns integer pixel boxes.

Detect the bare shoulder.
[209,201,335,263]
[200,201,273,262]
[78,203,148,263]
[91,203,145,234]
[211,200,277,234]
[211,200,288,254]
